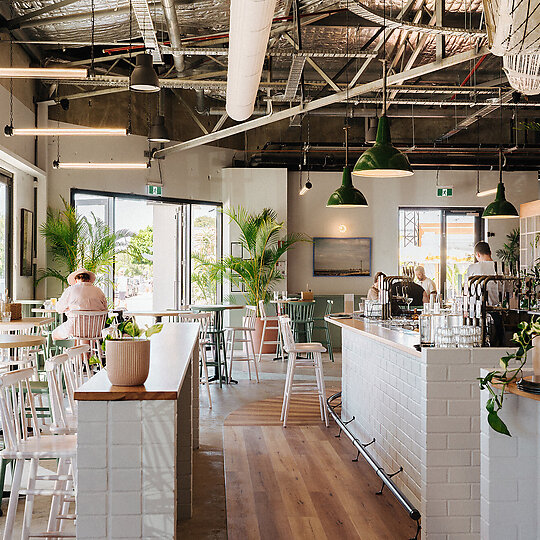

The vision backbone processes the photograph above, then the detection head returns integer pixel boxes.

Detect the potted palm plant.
[204,207,309,352]
[37,197,131,289]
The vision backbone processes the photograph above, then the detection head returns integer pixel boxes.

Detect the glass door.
[0,174,12,296]
[399,208,483,299]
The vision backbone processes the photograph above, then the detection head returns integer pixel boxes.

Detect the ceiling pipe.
[226,0,278,121]
[161,0,185,73]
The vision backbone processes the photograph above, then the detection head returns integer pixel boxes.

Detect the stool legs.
[226,328,259,383]
[199,342,212,409]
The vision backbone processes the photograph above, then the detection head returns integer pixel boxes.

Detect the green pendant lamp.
[482,149,518,219]
[327,125,368,208]
[352,63,413,178]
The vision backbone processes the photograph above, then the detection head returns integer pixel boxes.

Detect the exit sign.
[437,186,453,197]
[146,184,162,196]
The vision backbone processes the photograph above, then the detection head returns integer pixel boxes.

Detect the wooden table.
[0,334,46,348]
[0,317,53,331]
[74,323,200,538]
[124,310,187,323]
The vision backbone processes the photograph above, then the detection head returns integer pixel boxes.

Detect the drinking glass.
[435,327,454,348]
[273,291,279,302]
[1,311,11,323]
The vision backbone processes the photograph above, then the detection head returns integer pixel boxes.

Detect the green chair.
[284,301,315,343]
[312,299,334,362]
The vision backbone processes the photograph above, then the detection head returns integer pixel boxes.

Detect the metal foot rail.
[327,392,421,540]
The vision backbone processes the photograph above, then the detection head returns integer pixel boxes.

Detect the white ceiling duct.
[226,0,278,121]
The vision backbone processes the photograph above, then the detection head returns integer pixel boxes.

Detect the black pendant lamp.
[327,125,368,208]
[130,53,160,93]
[482,149,519,219]
[352,60,413,177]
[148,115,170,143]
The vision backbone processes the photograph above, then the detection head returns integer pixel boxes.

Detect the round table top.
[124,310,186,318]
[0,334,46,348]
[0,317,53,330]
[191,304,244,312]
[270,299,315,303]
[15,300,45,305]
[32,308,58,314]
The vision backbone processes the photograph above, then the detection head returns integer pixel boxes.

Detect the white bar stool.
[278,315,329,428]
[257,300,283,362]
[225,306,259,383]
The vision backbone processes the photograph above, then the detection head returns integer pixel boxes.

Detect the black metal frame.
[70,188,224,304]
[326,392,422,540]
[0,170,13,298]
[399,206,484,298]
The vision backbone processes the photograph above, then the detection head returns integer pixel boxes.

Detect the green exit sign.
[437,186,453,197]
[146,184,162,196]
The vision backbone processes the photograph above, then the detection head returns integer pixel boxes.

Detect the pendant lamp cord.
[8,0,13,130]
[345,0,350,166]
[90,0,95,77]
[128,0,133,134]
[382,0,387,113]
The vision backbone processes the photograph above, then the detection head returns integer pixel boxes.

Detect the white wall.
[287,169,539,295]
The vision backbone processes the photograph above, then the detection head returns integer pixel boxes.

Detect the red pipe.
[449,54,487,100]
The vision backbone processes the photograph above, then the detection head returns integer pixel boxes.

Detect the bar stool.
[312,299,335,362]
[279,316,328,428]
[257,300,283,362]
[225,306,259,383]
[70,310,108,367]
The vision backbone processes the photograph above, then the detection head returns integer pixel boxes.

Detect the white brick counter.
[329,318,505,539]
[74,323,200,540]
[480,369,540,540]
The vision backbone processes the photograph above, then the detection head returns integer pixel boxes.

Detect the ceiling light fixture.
[0,67,88,79]
[352,0,413,178]
[148,115,170,143]
[482,149,518,219]
[52,161,149,170]
[299,179,312,196]
[4,127,127,137]
[130,53,160,93]
[477,187,498,198]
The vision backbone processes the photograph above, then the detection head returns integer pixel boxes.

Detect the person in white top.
[465,241,499,305]
[52,268,108,340]
[415,266,437,298]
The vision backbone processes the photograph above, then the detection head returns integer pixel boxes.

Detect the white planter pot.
[105,339,151,386]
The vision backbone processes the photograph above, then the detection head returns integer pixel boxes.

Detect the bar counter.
[327,316,506,538]
[75,322,200,540]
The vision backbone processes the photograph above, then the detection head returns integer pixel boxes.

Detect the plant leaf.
[487,411,511,437]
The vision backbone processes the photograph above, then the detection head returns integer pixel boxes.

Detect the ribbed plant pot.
[533,336,540,377]
[105,339,151,386]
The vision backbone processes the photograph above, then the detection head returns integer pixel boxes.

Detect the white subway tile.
[78,422,107,446]
[109,514,142,538]
[110,491,142,515]
[77,444,107,469]
[110,468,142,492]
[77,493,107,515]
[78,468,107,492]
[110,445,142,469]
[111,421,142,445]
[110,401,142,422]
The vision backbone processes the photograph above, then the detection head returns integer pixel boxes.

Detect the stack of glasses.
[435,326,482,348]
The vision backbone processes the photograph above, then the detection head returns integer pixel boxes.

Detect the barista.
[367,271,386,301]
[415,266,437,298]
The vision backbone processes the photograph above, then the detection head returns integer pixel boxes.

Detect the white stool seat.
[279,316,329,428]
[1,435,77,460]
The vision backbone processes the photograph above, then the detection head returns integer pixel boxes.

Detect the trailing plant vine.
[478,320,537,436]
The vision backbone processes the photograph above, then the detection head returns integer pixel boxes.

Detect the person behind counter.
[465,241,499,305]
[415,265,437,298]
[367,271,386,301]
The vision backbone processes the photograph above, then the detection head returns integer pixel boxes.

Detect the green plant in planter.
[496,228,520,276]
[103,319,163,349]
[201,207,310,315]
[479,319,539,436]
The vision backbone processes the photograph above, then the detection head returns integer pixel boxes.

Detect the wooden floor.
[223,395,418,540]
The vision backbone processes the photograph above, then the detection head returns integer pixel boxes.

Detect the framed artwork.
[20,208,33,277]
[313,237,371,277]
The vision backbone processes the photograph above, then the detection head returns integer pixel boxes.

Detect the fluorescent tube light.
[5,127,127,137]
[53,161,149,170]
[299,180,312,196]
[0,67,88,79]
[476,188,498,197]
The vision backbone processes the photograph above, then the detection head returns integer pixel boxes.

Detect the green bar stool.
[312,299,335,362]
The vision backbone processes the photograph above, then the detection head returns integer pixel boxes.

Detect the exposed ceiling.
[2,0,540,167]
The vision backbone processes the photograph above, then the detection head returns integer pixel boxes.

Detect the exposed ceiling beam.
[212,113,229,132]
[172,90,209,135]
[4,0,82,29]
[154,46,490,157]
[437,90,515,140]
[131,0,162,63]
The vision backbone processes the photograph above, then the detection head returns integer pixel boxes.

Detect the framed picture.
[313,237,371,277]
[20,208,33,277]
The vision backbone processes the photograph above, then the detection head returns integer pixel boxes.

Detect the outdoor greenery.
[479,320,538,436]
[200,207,309,314]
[191,214,218,303]
[115,225,153,280]
[37,197,132,287]
[496,228,520,275]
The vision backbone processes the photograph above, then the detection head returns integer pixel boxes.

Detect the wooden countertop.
[326,316,421,357]
[74,322,200,401]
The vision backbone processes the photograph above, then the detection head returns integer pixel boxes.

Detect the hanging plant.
[478,320,538,436]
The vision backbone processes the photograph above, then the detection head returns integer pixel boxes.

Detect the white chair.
[0,367,77,540]
[46,353,78,435]
[278,316,328,428]
[225,306,259,383]
[70,310,108,367]
[257,300,283,362]
[67,344,92,388]
[177,312,213,409]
